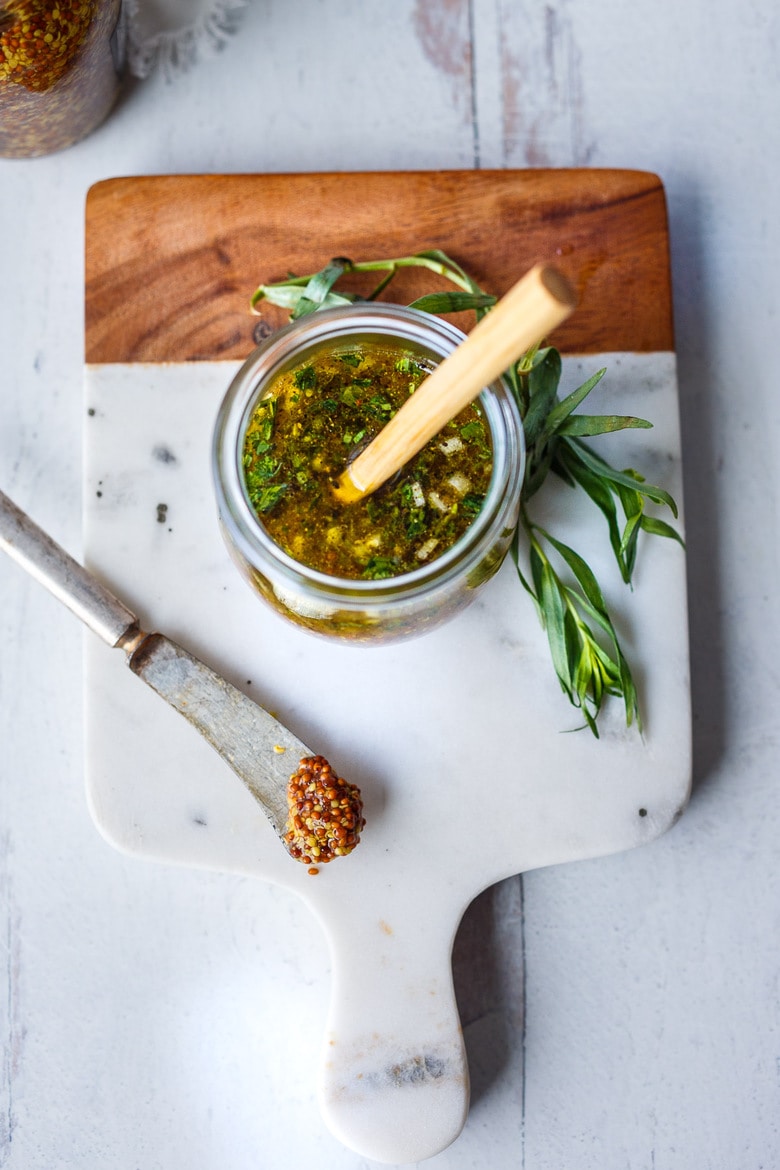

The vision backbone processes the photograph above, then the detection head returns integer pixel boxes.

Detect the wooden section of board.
[84,169,673,363]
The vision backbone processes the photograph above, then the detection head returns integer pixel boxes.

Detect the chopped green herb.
[246,436,270,457]
[405,508,427,537]
[461,493,485,515]
[254,456,281,481]
[293,366,317,391]
[249,482,288,513]
[361,555,400,580]
[365,394,395,419]
[460,421,484,442]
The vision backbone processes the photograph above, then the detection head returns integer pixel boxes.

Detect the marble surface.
[82,354,688,1161]
[2,1,780,1167]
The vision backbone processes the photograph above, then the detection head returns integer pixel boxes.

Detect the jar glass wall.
[213,303,525,645]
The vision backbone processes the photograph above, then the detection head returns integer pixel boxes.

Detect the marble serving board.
[83,171,691,1164]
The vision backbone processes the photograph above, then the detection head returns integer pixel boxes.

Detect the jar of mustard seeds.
[213,303,526,645]
[0,0,122,157]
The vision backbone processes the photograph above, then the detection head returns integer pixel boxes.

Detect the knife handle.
[0,489,138,647]
[317,900,469,1162]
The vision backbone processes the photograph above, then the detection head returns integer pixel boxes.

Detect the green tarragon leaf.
[557,414,652,438]
[568,439,679,517]
[538,367,607,441]
[251,283,354,313]
[291,257,353,319]
[522,348,564,445]
[409,291,497,314]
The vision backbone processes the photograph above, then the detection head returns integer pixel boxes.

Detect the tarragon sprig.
[251,250,497,318]
[252,251,683,735]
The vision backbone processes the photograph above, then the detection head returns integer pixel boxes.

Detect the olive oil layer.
[242,344,493,580]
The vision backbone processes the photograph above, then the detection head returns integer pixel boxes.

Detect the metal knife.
[0,488,314,840]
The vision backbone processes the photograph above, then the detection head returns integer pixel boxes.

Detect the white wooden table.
[1,2,778,1167]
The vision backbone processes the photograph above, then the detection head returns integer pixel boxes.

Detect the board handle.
[316,902,469,1163]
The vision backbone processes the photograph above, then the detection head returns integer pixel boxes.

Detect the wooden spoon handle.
[335,263,576,503]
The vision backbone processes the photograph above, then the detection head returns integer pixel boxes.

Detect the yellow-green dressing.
[242,343,493,580]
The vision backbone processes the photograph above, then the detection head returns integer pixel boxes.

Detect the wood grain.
[84,169,674,363]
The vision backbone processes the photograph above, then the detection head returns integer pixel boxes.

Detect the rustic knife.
[0,488,312,840]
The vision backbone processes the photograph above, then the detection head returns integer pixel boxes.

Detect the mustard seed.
[1,0,121,157]
[284,755,365,869]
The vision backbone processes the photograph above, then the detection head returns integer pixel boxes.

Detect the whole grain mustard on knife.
[0,490,364,872]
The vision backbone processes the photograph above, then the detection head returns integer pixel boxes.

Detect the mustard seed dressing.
[0,0,94,92]
[242,343,493,580]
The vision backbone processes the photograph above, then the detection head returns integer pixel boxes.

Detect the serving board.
[84,170,690,1164]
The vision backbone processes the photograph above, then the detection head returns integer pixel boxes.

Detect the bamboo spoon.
[333,263,577,504]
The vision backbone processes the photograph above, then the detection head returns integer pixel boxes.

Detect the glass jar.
[213,303,525,644]
[0,0,122,157]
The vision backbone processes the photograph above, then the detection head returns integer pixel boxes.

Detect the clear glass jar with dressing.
[213,303,525,644]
